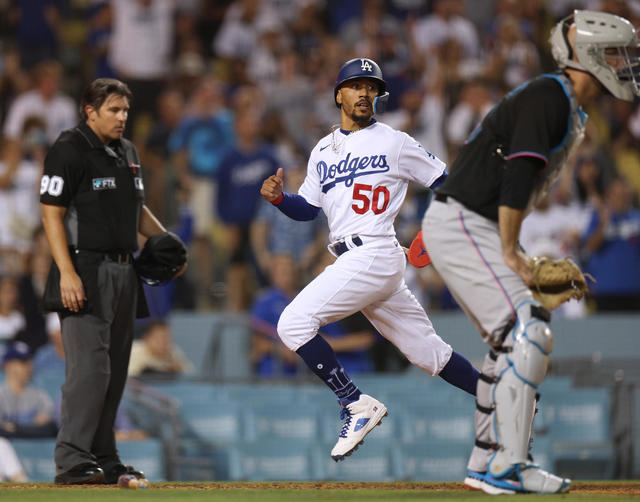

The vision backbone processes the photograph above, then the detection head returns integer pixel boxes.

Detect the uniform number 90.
[352,183,390,215]
[40,175,65,196]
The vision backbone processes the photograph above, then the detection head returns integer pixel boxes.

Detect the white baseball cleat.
[330,394,387,462]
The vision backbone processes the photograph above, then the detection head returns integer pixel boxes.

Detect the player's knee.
[508,303,554,387]
[276,305,315,351]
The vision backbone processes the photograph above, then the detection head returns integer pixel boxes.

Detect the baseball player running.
[260,58,479,461]
[422,10,640,494]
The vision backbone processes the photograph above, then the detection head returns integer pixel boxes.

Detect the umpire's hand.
[60,269,86,312]
[260,168,283,202]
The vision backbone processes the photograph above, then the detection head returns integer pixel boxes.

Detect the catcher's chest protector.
[529,73,586,211]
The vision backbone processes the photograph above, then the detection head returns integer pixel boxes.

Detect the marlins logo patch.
[93,177,116,190]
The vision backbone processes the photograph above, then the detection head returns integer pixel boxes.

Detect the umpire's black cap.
[134,232,187,286]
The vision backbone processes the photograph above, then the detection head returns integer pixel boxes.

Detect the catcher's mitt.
[529,256,593,311]
[134,232,187,286]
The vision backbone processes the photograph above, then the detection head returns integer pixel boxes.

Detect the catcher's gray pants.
[55,259,139,474]
[422,196,544,473]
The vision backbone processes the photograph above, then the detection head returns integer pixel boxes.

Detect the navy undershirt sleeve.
[430,170,448,189]
[273,192,321,221]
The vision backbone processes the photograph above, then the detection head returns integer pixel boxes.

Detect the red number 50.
[352,183,390,215]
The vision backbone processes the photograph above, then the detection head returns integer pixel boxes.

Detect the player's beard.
[349,107,373,128]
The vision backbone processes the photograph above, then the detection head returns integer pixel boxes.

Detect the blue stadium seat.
[223,440,324,481]
[322,440,403,481]
[540,388,610,442]
[10,439,56,482]
[117,439,165,481]
[32,369,65,401]
[401,440,469,481]
[181,401,248,443]
[247,402,321,442]
[398,401,475,444]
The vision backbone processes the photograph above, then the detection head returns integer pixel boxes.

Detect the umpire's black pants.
[54,259,139,474]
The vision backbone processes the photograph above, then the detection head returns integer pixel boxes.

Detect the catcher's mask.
[134,232,187,286]
[550,10,640,101]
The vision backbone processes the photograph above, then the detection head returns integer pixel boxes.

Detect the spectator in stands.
[484,13,540,90]
[85,2,116,80]
[128,319,193,379]
[1,60,75,189]
[580,177,640,311]
[108,0,176,137]
[15,226,52,353]
[212,0,279,63]
[142,87,185,221]
[0,116,49,271]
[0,46,30,124]
[32,313,65,375]
[10,0,62,69]
[169,75,234,309]
[445,79,494,156]
[0,341,57,439]
[519,193,589,318]
[251,166,327,283]
[411,0,480,58]
[216,110,279,311]
[0,437,27,482]
[250,253,376,378]
[0,275,26,352]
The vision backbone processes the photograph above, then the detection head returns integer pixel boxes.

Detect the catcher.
[420,10,638,495]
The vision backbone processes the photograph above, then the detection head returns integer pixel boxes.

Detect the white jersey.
[298,121,445,243]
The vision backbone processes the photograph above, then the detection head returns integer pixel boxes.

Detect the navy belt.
[331,236,363,256]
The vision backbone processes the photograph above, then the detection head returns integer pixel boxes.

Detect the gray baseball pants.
[54,259,139,474]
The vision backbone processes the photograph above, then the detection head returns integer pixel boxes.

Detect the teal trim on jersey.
[540,73,587,153]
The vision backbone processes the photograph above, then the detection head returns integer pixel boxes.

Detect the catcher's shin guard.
[466,351,498,473]
[488,303,553,477]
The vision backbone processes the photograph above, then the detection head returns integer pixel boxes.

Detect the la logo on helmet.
[360,59,373,72]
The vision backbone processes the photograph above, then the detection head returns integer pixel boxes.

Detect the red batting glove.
[408,231,431,268]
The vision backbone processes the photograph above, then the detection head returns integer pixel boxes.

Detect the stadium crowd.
[0,0,638,367]
[0,0,639,482]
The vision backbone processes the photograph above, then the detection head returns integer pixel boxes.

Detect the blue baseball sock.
[296,334,361,404]
[438,350,480,396]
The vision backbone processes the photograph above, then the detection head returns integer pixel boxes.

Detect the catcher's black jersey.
[40,121,145,253]
[437,73,573,221]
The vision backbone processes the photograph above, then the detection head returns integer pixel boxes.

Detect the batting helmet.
[334,58,389,113]
[134,232,187,286]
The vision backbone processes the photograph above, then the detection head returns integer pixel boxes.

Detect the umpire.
[40,78,184,484]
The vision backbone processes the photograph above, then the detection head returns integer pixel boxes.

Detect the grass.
[0,481,638,502]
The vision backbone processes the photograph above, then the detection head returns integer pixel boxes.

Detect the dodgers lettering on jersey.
[298,121,445,243]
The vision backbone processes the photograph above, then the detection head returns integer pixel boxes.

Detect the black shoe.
[103,464,146,484]
[54,463,105,485]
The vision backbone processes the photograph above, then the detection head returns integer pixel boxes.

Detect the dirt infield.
[3,481,639,495]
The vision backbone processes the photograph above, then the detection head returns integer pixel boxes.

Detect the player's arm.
[260,168,320,221]
[499,155,544,285]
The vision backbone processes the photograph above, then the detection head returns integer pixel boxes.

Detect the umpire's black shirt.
[40,121,145,252]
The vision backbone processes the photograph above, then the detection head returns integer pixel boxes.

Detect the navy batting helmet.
[334,58,389,112]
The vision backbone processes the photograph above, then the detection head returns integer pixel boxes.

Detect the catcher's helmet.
[334,58,389,112]
[550,10,640,101]
[134,232,187,286]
